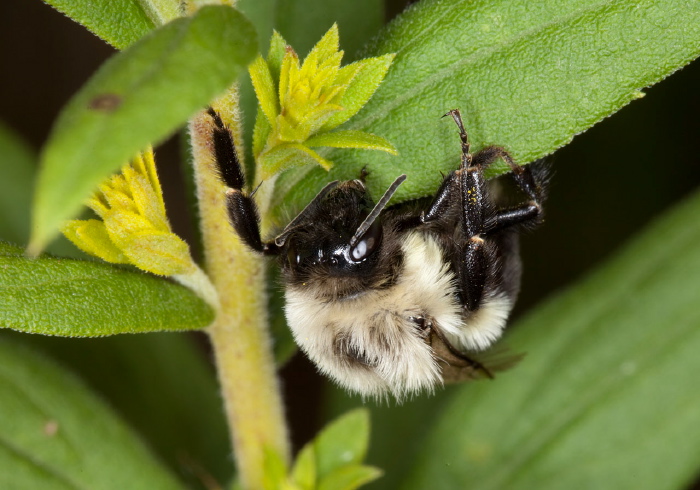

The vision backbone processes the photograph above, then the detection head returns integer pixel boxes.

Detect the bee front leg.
[207,108,279,255]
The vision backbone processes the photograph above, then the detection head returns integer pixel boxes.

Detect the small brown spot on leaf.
[43,420,59,437]
[89,93,122,112]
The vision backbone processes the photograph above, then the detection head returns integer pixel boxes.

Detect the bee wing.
[429,328,524,383]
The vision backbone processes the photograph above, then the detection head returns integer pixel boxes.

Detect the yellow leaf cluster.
[62,149,195,276]
[249,25,396,178]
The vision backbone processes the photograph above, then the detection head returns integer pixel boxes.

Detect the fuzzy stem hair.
[189,91,290,489]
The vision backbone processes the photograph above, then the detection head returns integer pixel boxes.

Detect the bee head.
[279,176,406,298]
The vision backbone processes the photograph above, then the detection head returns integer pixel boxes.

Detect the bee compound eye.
[287,246,296,266]
[287,237,315,267]
[350,220,382,262]
[286,237,300,266]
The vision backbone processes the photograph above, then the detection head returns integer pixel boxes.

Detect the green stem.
[189,102,290,488]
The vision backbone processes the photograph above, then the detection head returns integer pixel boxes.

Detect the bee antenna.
[350,174,407,246]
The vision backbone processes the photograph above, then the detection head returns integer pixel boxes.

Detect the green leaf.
[261,144,332,178]
[262,446,289,490]
[315,409,370,479]
[250,55,279,125]
[253,106,272,159]
[0,121,35,245]
[289,409,376,489]
[290,443,316,489]
[323,385,446,490]
[267,31,288,82]
[305,130,397,154]
[41,0,156,50]
[320,55,395,131]
[318,465,383,490]
[30,6,258,253]
[308,23,340,63]
[271,0,700,223]
[62,218,129,263]
[8,330,232,488]
[0,242,214,336]
[0,336,184,489]
[400,187,700,489]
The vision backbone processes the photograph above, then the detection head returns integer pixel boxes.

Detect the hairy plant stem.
[189,99,290,489]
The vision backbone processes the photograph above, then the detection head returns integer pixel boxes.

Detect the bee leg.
[404,110,539,313]
[207,108,279,255]
[441,109,497,312]
[484,157,547,234]
[457,161,490,311]
[396,110,497,310]
[419,110,505,221]
[447,110,548,311]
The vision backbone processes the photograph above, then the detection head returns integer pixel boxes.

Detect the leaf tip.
[25,241,43,259]
[26,226,50,258]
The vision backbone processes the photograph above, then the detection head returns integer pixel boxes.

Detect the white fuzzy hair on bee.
[207,107,546,400]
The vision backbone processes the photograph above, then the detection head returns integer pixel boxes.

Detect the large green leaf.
[41,0,157,49]
[8,331,231,489]
[30,6,258,253]
[0,243,214,336]
[0,336,184,489]
[271,0,700,223]
[397,187,700,488]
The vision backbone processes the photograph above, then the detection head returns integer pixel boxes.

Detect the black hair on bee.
[209,107,547,400]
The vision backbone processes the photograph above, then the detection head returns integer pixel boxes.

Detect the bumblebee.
[209,108,546,399]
